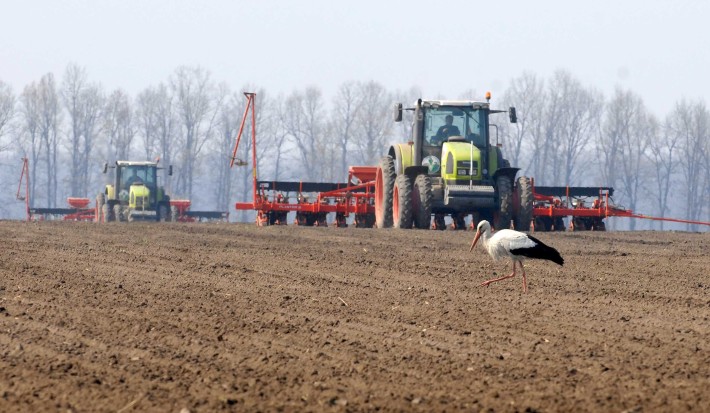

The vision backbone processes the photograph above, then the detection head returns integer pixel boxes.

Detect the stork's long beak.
[469,229,481,252]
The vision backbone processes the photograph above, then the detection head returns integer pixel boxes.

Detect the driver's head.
[445,115,454,125]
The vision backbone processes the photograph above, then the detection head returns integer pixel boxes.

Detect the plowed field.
[1,221,708,412]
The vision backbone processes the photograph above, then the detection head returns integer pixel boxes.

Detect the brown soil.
[0,221,708,412]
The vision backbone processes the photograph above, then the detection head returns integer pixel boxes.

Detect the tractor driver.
[432,115,460,145]
[125,169,143,187]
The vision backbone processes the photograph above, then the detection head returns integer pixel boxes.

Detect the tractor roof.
[419,100,490,109]
[115,160,160,167]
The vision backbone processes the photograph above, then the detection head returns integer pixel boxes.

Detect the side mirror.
[509,107,517,124]
[168,165,173,176]
[394,103,403,122]
[102,162,108,174]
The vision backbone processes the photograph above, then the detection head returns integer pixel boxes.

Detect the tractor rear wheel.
[514,176,533,231]
[393,174,413,229]
[114,204,124,222]
[412,174,432,229]
[375,156,396,228]
[96,193,105,223]
[158,204,168,222]
[494,176,513,230]
[452,213,467,230]
[102,203,113,222]
[433,214,446,230]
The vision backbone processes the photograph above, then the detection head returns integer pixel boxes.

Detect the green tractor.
[96,160,173,222]
[375,96,533,230]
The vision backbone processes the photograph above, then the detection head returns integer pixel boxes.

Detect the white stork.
[469,220,564,292]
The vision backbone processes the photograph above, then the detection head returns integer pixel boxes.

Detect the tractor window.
[425,109,464,146]
[425,107,486,147]
[120,166,156,189]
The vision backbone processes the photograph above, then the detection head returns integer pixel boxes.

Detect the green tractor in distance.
[96,160,173,222]
[375,95,533,230]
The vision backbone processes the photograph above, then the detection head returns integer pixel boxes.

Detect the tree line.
[0,64,708,230]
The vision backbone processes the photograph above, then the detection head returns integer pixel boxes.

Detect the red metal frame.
[17,158,30,221]
[529,178,710,229]
[232,93,376,226]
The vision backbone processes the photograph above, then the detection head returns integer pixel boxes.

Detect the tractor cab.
[380,95,523,230]
[394,98,516,186]
[100,160,173,222]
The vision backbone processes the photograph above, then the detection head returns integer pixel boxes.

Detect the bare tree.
[502,72,545,171]
[37,73,61,207]
[170,66,224,199]
[0,80,15,151]
[331,81,362,181]
[133,83,181,196]
[646,117,680,229]
[391,86,422,146]
[670,99,708,230]
[104,89,135,161]
[271,95,293,181]
[282,86,327,181]
[18,82,42,206]
[352,81,392,166]
[614,90,654,230]
[62,64,103,196]
[532,71,567,185]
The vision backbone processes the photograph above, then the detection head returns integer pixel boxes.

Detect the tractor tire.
[158,204,168,222]
[554,217,566,231]
[392,174,413,229]
[452,213,467,230]
[433,214,447,230]
[96,193,105,223]
[375,156,396,228]
[102,203,113,222]
[114,204,124,222]
[494,175,513,231]
[412,174,432,229]
[355,213,375,228]
[514,176,534,231]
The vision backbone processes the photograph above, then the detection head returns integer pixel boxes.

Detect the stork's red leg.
[519,261,528,293]
[481,261,517,288]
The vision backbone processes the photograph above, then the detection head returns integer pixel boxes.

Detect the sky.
[1,0,708,117]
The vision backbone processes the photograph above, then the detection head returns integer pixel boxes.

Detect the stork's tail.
[545,245,564,266]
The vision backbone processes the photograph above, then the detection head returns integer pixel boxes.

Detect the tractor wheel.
[355,213,375,228]
[514,176,534,231]
[494,175,513,230]
[392,174,413,229]
[158,204,168,222]
[412,174,432,229]
[452,213,467,230]
[433,214,446,230]
[102,203,113,222]
[95,193,105,223]
[114,204,124,222]
[554,217,566,231]
[375,156,396,228]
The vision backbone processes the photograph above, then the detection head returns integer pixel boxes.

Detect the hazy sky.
[1,0,707,117]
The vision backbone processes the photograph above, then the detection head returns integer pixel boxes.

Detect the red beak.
[469,229,481,252]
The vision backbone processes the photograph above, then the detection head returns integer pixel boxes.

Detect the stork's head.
[470,220,491,252]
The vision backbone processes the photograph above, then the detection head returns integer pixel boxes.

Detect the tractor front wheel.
[514,176,533,231]
[375,156,396,228]
[412,174,432,229]
[494,176,513,230]
[393,174,413,229]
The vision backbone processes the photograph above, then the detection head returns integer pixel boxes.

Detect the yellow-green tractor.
[375,96,533,230]
[96,160,173,222]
